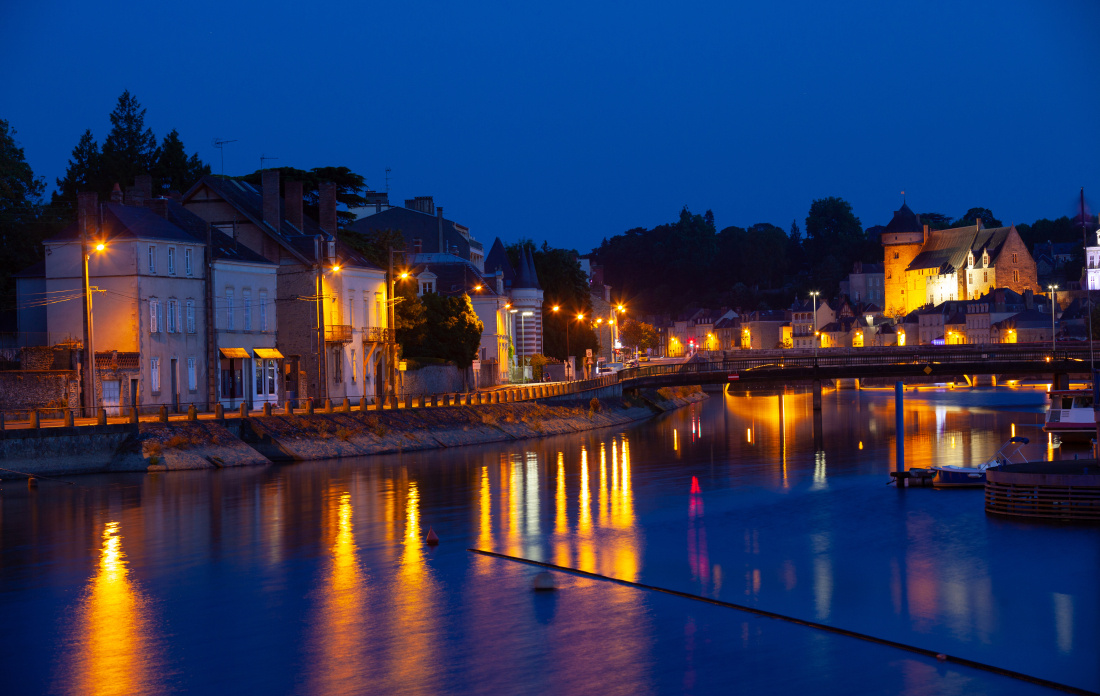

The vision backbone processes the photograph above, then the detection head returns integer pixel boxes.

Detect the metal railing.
[324,324,353,343]
[362,327,395,343]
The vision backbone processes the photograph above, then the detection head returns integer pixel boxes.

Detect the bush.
[336,427,352,441]
[588,397,602,418]
[165,434,192,449]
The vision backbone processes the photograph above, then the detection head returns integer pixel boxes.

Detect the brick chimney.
[262,170,280,231]
[922,224,929,243]
[285,180,304,230]
[110,183,123,203]
[975,218,982,230]
[77,192,98,238]
[134,174,153,201]
[319,181,338,236]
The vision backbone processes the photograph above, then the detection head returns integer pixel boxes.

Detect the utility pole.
[809,291,820,361]
[316,261,327,404]
[1049,284,1058,352]
[387,246,404,405]
[79,193,98,418]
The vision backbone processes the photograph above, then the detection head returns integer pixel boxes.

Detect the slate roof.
[484,238,515,285]
[48,202,206,245]
[346,206,482,260]
[883,202,922,234]
[408,261,499,297]
[512,246,541,290]
[993,309,1049,329]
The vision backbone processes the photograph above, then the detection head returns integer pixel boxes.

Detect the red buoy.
[690,476,701,495]
[425,527,439,545]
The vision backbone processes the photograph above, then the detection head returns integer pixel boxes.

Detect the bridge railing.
[618,345,1094,383]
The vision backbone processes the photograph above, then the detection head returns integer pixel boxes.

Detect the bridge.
[617,345,1099,402]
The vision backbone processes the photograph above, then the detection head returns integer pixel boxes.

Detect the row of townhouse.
[16,173,392,414]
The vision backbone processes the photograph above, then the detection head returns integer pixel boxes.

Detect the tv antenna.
[385,167,392,193]
[260,154,279,171]
[212,138,237,176]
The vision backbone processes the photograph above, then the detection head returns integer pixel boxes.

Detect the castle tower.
[881,202,925,316]
[510,246,544,361]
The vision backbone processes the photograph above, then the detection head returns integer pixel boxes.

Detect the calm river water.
[1,387,1097,695]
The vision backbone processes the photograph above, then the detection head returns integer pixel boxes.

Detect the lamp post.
[1049,284,1058,352]
[809,291,820,360]
[80,214,105,418]
[386,247,407,405]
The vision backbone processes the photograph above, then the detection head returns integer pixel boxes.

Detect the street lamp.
[809,291,820,359]
[81,228,106,417]
[1049,284,1058,352]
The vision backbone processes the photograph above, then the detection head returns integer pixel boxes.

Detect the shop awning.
[254,348,284,359]
[220,347,249,359]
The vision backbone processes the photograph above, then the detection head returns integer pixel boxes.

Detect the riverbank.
[0,387,706,478]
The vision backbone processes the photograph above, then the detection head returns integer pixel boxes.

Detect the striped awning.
[219,347,249,359]
[254,348,284,359]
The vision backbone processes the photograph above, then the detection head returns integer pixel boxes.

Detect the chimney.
[922,224,929,243]
[110,183,123,203]
[319,181,338,236]
[147,198,169,218]
[124,186,144,207]
[134,174,153,201]
[285,180,304,230]
[77,192,98,238]
[975,218,982,230]
[404,196,434,215]
[262,169,281,231]
[437,206,444,255]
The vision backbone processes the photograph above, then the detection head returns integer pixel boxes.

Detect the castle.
[882,202,1038,317]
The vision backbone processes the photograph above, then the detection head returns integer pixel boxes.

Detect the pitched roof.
[345,206,482,259]
[883,202,922,234]
[513,246,541,290]
[186,176,324,239]
[408,261,498,297]
[906,224,980,272]
[48,202,206,246]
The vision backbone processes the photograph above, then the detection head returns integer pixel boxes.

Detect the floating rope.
[469,548,1096,696]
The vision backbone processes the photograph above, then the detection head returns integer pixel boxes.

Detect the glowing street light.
[95,242,105,252]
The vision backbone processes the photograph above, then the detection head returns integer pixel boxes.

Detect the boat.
[931,436,1030,488]
[1044,389,1098,442]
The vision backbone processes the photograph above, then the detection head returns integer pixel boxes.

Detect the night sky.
[3,1,1098,251]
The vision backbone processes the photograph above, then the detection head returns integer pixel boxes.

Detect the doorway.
[102,379,120,417]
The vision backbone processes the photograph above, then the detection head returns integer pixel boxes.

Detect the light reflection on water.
[1,386,1096,695]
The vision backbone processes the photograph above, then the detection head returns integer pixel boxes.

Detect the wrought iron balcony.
[324,324,353,343]
[362,327,395,343]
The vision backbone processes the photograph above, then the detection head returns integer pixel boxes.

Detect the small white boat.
[1044,389,1097,442]
[932,436,1029,488]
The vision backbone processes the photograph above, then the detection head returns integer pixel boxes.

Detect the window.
[1014,270,1019,282]
[256,359,264,395]
[421,280,434,295]
[332,349,343,383]
[984,271,988,282]
[149,299,160,332]
[351,348,357,383]
[187,357,196,391]
[243,290,252,330]
[148,246,157,274]
[1012,253,1018,263]
[376,292,383,327]
[186,300,195,333]
[259,291,268,331]
[267,360,276,395]
[346,291,354,328]
[185,248,193,276]
[226,290,235,330]
[167,300,177,333]
[894,252,899,259]
[151,357,160,392]
[364,296,370,328]
[168,247,176,275]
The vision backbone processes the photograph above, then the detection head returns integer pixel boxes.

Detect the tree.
[394,282,427,351]
[804,197,872,296]
[619,318,659,354]
[53,129,100,212]
[99,90,158,193]
[402,293,484,389]
[343,227,407,270]
[918,212,952,231]
[953,207,1002,228]
[507,239,599,360]
[151,129,210,194]
[0,119,47,306]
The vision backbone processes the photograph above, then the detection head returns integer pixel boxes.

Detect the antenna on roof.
[212,138,237,176]
[901,190,906,204]
[260,154,279,172]
[385,167,392,193]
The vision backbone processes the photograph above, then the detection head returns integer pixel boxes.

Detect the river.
[0,386,1096,695]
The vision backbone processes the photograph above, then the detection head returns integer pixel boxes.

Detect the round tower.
[882,202,925,316]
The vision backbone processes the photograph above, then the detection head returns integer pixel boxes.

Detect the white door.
[102,380,121,417]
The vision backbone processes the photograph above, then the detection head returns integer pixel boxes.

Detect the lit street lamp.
[81,217,106,417]
[1049,284,1058,352]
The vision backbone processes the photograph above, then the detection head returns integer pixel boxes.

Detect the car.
[638,355,649,362]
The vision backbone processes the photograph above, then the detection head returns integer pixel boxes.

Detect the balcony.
[324,324,353,344]
[363,327,395,343]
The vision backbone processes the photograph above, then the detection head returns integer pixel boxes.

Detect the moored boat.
[1043,389,1098,442]
[931,436,1029,488]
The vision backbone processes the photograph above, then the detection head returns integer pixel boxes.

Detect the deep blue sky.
[3,1,1098,252]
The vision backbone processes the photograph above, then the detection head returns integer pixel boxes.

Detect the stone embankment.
[0,387,706,478]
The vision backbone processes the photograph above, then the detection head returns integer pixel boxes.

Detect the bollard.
[159,405,168,423]
[359,396,367,411]
[189,404,198,421]
[240,402,248,418]
[263,402,272,417]
[285,401,293,415]
[342,397,350,412]
[215,403,225,420]
[30,410,39,429]
[307,398,315,415]
[895,381,905,488]
[130,406,139,424]
[324,399,333,413]
[97,409,106,426]
[64,410,74,427]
